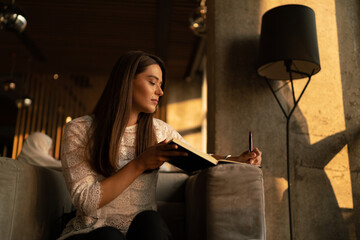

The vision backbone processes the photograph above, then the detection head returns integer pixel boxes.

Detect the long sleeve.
[61,116,101,218]
[153,118,185,143]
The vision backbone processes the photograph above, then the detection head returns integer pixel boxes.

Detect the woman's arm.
[98,139,187,208]
[62,120,187,211]
[97,159,143,208]
[61,118,101,216]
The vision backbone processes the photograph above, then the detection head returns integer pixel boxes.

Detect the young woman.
[59,51,262,240]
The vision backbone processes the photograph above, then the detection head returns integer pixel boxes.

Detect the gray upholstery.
[0,157,266,240]
[186,164,266,240]
[157,164,266,240]
[157,171,189,240]
[0,157,72,240]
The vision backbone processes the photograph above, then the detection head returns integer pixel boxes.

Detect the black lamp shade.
[257,4,321,80]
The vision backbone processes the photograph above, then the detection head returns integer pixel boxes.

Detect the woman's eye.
[149,81,156,86]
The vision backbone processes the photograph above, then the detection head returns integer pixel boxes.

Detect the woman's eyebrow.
[147,74,159,80]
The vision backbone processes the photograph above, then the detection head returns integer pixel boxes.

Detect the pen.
[249,131,253,152]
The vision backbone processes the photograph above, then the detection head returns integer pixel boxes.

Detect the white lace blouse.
[58,115,183,239]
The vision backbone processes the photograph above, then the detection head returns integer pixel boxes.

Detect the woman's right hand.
[134,139,188,172]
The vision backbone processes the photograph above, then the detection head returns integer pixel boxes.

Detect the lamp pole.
[264,61,313,240]
[256,5,321,239]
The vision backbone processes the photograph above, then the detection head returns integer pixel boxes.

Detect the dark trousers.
[65,210,173,240]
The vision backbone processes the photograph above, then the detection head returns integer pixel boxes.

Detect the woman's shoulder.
[62,115,94,149]
[153,118,182,141]
[67,115,93,127]
[153,118,173,130]
[70,115,93,124]
[64,115,93,136]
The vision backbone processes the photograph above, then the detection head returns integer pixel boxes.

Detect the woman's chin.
[141,108,157,114]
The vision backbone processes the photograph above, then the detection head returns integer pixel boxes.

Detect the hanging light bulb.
[189,0,207,37]
[0,3,27,33]
[3,80,16,91]
[15,97,32,108]
[15,98,22,108]
[23,97,32,106]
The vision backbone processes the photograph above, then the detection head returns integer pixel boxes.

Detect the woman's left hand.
[235,147,262,167]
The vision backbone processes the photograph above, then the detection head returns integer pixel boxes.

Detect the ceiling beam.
[155,0,172,63]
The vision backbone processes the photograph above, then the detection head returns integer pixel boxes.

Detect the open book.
[167,138,243,173]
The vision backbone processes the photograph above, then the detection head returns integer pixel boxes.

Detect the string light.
[65,116,72,123]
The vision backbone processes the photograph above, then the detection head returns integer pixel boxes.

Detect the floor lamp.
[256,5,321,240]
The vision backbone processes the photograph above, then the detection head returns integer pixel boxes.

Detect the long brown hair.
[90,50,166,177]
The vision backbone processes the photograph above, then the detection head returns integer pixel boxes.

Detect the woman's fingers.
[156,146,188,159]
[239,147,262,166]
[158,142,178,151]
[242,150,256,160]
[155,140,188,156]
[144,141,188,166]
[252,147,262,157]
[250,147,262,166]
[162,149,188,158]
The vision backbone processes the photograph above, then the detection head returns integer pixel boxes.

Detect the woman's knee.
[127,210,172,240]
[91,227,125,240]
[65,227,125,240]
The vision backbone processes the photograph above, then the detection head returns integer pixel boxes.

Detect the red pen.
[249,131,253,152]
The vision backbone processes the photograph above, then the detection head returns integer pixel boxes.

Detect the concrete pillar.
[206,0,360,239]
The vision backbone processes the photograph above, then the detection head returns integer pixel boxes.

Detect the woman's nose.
[156,85,164,96]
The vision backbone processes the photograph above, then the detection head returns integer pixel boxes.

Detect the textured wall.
[206,0,360,239]
[166,73,205,152]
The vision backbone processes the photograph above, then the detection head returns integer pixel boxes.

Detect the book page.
[171,138,218,165]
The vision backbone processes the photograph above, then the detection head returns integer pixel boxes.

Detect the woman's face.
[131,64,164,116]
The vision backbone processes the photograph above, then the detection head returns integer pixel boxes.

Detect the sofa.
[0,157,265,240]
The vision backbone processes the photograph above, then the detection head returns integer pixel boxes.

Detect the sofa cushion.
[186,163,266,240]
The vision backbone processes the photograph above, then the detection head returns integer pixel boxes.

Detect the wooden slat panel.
[24,75,35,139]
[47,78,55,136]
[51,80,60,154]
[11,106,22,159]
[36,77,45,131]
[30,77,40,132]
[41,76,51,133]
[54,80,66,160]
[16,107,27,158]
[11,73,91,159]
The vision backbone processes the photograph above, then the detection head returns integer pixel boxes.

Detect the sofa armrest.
[0,157,72,240]
[186,163,266,240]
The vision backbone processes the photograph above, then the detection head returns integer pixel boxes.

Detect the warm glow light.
[3,82,16,91]
[192,22,199,28]
[292,1,352,209]
[53,74,59,80]
[15,99,22,108]
[9,82,16,90]
[167,98,202,132]
[23,98,32,106]
[65,116,72,123]
[324,145,353,209]
[167,98,203,151]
